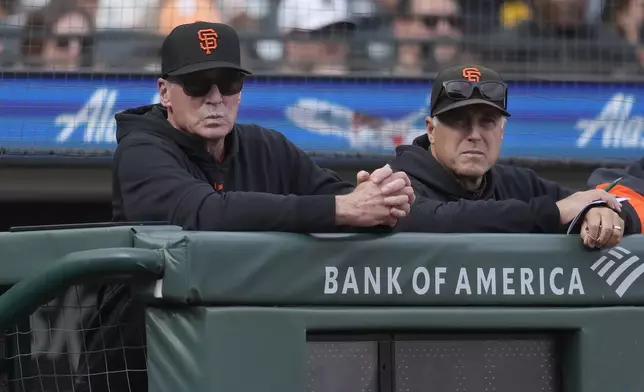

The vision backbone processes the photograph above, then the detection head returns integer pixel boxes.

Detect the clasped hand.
[580,206,624,249]
[556,189,625,249]
[336,164,415,228]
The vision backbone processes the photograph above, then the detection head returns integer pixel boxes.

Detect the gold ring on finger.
[586,233,598,241]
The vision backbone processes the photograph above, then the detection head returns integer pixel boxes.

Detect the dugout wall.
[2,226,644,392]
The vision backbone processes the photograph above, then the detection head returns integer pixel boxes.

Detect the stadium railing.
[2,225,644,392]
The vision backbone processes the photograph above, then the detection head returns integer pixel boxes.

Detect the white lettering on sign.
[410,267,447,295]
[342,267,358,294]
[521,268,534,295]
[477,268,496,295]
[455,268,471,295]
[55,88,159,145]
[365,267,380,294]
[323,266,585,296]
[503,268,515,295]
[412,267,430,295]
[324,266,402,295]
[388,267,402,294]
[324,266,338,294]
[435,267,446,294]
[551,267,564,295]
[576,93,644,149]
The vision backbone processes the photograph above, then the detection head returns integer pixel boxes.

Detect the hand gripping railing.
[0,247,164,329]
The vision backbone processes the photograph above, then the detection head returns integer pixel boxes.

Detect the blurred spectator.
[277,0,356,75]
[500,0,532,28]
[156,0,254,36]
[93,0,254,33]
[533,0,586,31]
[220,0,255,28]
[19,0,156,29]
[603,0,644,65]
[20,0,94,70]
[480,0,640,74]
[3,0,643,76]
[157,0,223,35]
[392,0,474,75]
[0,0,18,19]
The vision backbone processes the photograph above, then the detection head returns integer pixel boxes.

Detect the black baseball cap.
[429,64,510,117]
[161,21,252,77]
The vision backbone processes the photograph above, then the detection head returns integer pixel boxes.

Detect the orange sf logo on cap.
[462,67,481,82]
[198,28,219,54]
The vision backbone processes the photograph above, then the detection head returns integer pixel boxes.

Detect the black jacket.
[390,134,573,233]
[77,104,357,392]
[112,104,355,232]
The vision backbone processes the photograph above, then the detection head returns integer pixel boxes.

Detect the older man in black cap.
[77,22,415,392]
[390,64,638,248]
[112,21,414,231]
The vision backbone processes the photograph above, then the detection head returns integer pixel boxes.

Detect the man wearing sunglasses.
[390,64,639,249]
[111,21,414,234]
[78,21,415,392]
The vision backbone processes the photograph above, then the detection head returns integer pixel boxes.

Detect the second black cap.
[430,64,510,117]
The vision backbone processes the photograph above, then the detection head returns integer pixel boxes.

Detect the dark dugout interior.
[0,156,621,232]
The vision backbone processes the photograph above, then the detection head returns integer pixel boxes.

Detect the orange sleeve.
[596,183,644,233]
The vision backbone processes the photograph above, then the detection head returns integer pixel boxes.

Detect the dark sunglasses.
[167,71,244,97]
[55,34,92,49]
[421,15,462,29]
[441,80,507,104]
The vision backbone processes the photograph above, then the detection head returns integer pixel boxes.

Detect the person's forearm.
[397,196,562,233]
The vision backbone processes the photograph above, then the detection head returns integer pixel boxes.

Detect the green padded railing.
[0,247,164,329]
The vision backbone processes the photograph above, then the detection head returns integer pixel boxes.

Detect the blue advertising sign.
[0,75,643,161]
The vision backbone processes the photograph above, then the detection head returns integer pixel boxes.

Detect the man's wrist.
[555,200,568,225]
[335,194,354,226]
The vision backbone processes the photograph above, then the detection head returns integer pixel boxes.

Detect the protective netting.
[0,0,643,161]
[0,285,147,392]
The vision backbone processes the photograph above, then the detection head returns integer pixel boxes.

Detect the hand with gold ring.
[580,207,625,249]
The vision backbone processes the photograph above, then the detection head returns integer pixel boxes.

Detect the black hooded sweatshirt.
[76,104,359,392]
[112,104,355,231]
[390,134,574,233]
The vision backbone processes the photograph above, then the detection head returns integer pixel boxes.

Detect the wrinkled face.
[427,105,505,179]
[158,68,244,140]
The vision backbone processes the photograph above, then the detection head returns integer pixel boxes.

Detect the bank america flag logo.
[591,246,644,297]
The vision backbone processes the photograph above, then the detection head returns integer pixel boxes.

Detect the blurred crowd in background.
[0,0,643,78]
